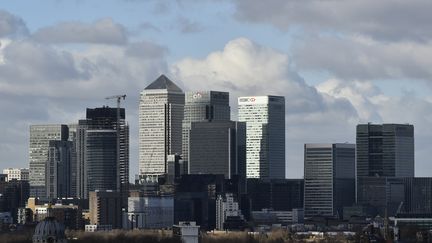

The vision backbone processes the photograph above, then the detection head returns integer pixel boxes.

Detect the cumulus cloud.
[32,18,128,45]
[292,35,432,81]
[0,10,28,38]
[232,0,432,42]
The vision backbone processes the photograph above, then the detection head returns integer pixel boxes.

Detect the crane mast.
[105,95,126,194]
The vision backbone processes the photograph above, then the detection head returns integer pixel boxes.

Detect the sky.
[1,0,432,179]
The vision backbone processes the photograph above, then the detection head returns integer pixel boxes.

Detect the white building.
[124,196,174,229]
[238,96,285,179]
[3,168,29,181]
[173,221,200,243]
[139,75,184,178]
[216,193,243,230]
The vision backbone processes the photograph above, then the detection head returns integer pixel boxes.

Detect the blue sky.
[1,0,432,178]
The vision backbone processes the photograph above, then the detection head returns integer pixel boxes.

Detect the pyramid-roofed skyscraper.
[139,75,185,178]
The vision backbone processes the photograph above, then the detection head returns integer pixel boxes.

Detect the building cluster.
[0,74,429,242]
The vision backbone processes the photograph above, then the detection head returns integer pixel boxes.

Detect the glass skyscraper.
[304,143,356,218]
[139,75,184,177]
[238,96,285,179]
[29,124,69,198]
[183,91,230,173]
[356,123,414,177]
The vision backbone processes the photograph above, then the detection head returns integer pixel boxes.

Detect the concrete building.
[2,168,29,182]
[89,190,122,229]
[124,195,174,229]
[304,143,355,218]
[46,140,74,199]
[173,221,200,243]
[29,124,69,198]
[183,91,230,173]
[356,123,414,178]
[76,107,129,205]
[216,193,243,230]
[238,96,285,179]
[188,121,246,180]
[139,74,185,178]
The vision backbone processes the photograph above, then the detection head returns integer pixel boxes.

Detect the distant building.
[188,121,246,181]
[251,208,304,225]
[76,107,129,207]
[356,123,414,178]
[124,195,174,229]
[173,221,200,243]
[174,174,241,230]
[0,179,30,222]
[216,193,243,230]
[183,91,231,173]
[89,190,122,229]
[304,143,355,218]
[3,168,29,182]
[139,75,185,178]
[32,207,67,243]
[238,96,285,179]
[29,124,69,198]
[247,179,304,212]
[46,140,74,199]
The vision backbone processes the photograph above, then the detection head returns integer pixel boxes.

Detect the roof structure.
[144,74,183,92]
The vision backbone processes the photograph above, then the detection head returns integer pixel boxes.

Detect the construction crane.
[105,95,126,195]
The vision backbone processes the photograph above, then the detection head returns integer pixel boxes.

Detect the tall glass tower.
[182,91,230,172]
[29,124,69,198]
[139,75,185,177]
[238,95,285,179]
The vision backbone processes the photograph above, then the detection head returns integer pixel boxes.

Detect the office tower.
[76,107,129,202]
[29,124,69,198]
[45,140,74,199]
[0,179,30,222]
[188,121,246,180]
[304,143,355,218]
[89,190,122,228]
[139,75,185,177]
[183,91,231,172]
[67,124,78,197]
[2,168,29,181]
[238,96,285,179]
[356,123,414,177]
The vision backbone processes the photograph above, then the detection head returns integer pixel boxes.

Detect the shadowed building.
[304,143,355,218]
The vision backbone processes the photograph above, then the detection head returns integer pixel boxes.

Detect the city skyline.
[1,1,432,179]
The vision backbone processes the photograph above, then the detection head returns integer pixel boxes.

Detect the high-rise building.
[304,143,355,218]
[67,124,78,198]
[188,121,246,181]
[45,140,74,199]
[139,75,185,177]
[76,107,129,203]
[356,123,414,178]
[89,190,122,228]
[183,91,230,171]
[3,168,29,181]
[29,125,69,198]
[238,96,285,179]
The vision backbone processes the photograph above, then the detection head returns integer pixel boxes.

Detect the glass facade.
[238,96,285,179]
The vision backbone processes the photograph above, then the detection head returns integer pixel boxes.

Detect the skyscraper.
[29,124,69,198]
[304,143,355,218]
[356,123,414,177]
[238,96,285,179]
[76,107,129,202]
[188,121,246,179]
[139,75,185,177]
[46,140,74,199]
[183,91,230,172]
